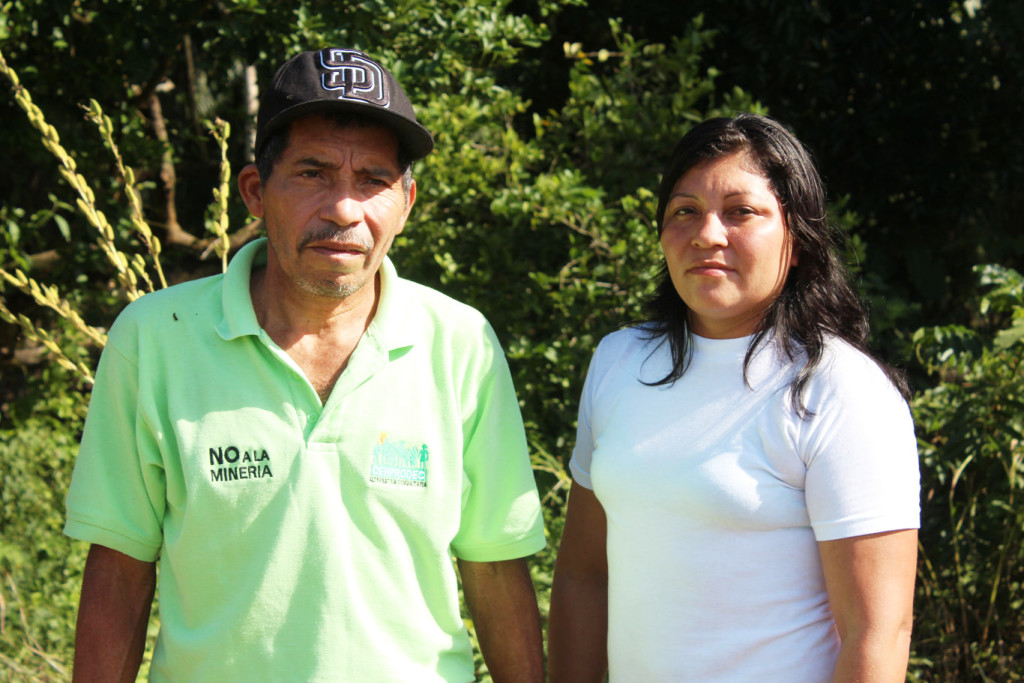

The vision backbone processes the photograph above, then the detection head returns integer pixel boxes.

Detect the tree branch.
[146,89,200,248]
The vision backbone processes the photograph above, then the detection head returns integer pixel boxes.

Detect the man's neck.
[250,267,380,403]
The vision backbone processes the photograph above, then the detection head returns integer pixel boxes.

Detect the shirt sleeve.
[64,313,166,562]
[801,346,921,541]
[450,324,546,562]
[568,347,599,490]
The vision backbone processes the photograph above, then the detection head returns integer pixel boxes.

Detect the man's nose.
[321,186,363,227]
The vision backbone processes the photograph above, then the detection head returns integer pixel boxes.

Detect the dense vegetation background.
[1,0,1022,680]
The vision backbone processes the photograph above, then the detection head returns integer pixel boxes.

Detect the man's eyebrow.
[294,156,335,168]
[360,164,399,180]
[292,156,397,180]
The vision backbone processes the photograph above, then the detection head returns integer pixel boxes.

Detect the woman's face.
[660,150,797,339]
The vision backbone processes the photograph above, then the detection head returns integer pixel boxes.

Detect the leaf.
[995,318,1024,350]
[52,214,70,242]
[7,218,20,245]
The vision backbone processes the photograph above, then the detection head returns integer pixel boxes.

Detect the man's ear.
[396,179,417,235]
[237,164,265,218]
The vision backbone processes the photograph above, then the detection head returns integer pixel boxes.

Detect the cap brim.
[256,99,434,161]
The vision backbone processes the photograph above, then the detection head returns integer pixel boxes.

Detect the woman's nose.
[690,213,728,249]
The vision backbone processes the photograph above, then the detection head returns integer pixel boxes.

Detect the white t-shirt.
[570,328,920,682]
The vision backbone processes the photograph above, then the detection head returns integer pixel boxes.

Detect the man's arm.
[547,482,608,683]
[457,557,543,683]
[818,529,918,683]
[73,544,156,683]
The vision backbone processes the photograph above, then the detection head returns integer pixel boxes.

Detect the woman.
[548,114,920,682]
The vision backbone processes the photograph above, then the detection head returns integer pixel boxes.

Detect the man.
[65,47,546,682]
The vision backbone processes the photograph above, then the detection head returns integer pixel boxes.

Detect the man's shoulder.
[108,273,225,334]
[391,274,490,327]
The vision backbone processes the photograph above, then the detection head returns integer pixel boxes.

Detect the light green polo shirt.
[65,239,545,682]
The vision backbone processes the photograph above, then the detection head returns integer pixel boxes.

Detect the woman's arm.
[818,529,918,683]
[548,482,609,683]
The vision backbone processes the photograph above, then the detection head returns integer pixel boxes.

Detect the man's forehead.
[283,114,401,165]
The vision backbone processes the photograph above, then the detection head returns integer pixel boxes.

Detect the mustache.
[297,225,373,252]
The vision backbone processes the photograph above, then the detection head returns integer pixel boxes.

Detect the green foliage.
[0,371,88,680]
[910,264,1024,681]
[541,0,1024,360]
[976,264,1024,351]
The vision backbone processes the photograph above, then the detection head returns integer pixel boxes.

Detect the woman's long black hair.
[643,114,909,414]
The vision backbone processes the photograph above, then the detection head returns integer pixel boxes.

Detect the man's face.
[239,114,415,301]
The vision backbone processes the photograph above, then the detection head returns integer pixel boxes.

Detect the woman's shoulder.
[593,325,663,362]
[819,336,888,372]
[585,325,664,379]
[597,325,652,350]
[809,336,907,405]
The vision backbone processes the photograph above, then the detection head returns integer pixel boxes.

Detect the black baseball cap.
[254,48,434,160]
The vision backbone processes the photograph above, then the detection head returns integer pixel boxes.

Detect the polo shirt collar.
[216,238,265,340]
[215,237,419,352]
[366,254,419,353]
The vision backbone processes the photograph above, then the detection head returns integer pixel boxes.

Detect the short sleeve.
[450,326,545,562]
[802,347,921,541]
[64,314,166,562]
[568,350,599,490]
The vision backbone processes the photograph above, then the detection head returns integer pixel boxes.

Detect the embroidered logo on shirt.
[209,446,273,482]
[369,433,429,487]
